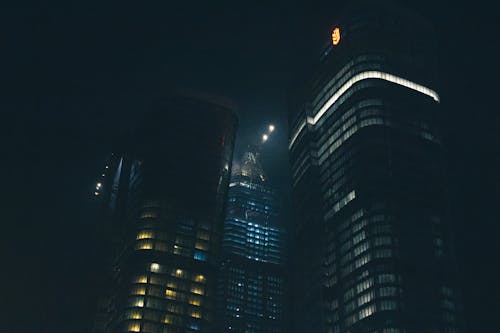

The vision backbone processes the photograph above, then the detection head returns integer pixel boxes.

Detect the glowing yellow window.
[190,311,202,319]
[134,275,148,283]
[137,231,154,240]
[165,289,177,300]
[128,323,140,332]
[189,297,201,306]
[174,269,185,278]
[127,311,142,320]
[163,315,173,324]
[131,286,146,295]
[191,286,204,295]
[194,275,206,283]
[136,241,153,250]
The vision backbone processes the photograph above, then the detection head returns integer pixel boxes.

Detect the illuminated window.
[129,297,144,308]
[127,323,140,332]
[173,244,191,257]
[164,315,173,324]
[174,269,186,278]
[194,251,207,261]
[358,292,374,306]
[356,279,373,293]
[137,231,154,240]
[195,242,208,250]
[191,286,204,295]
[131,286,146,295]
[188,323,200,331]
[189,296,202,306]
[190,310,202,319]
[359,305,375,319]
[150,263,160,272]
[134,275,148,283]
[165,288,177,300]
[194,275,206,283]
[136,241,153,250]
[126,310,142,320]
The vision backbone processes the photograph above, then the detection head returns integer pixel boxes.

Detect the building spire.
[235,123,275,183]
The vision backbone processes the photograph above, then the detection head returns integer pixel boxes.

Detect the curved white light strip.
[288,120,306,149]
[288,71,440,149]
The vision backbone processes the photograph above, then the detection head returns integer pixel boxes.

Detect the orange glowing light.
[332,27,341,46]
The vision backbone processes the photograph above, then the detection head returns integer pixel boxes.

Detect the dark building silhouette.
[216,147,287,332]
[288,2,464,333]
[93,95,238,333]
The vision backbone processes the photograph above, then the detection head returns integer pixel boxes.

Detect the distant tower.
[217,128,287,332]
[94,95,237,333]
[288,2,464,333]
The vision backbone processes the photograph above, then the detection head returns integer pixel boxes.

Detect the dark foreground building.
[216,148,287,332]
[93,95,237,333]
[288,2,463,333]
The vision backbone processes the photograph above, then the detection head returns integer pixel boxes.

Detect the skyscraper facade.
[288,2,463,332]
[216,148,287,332]
[94,95,237,333]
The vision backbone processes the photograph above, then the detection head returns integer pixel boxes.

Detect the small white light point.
[269,124,275,132]
[94,192,100,196]
[97,183,102,188]
[262,134,269,142]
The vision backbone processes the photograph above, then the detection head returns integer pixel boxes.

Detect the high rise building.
[288,2,463,332]
[93,95,238,333]
[216,147,287,332]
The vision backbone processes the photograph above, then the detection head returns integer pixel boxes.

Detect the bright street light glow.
[262,134,269,142]
[269,124,275,132]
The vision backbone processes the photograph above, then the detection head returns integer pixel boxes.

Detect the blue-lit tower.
[216,130,287,332]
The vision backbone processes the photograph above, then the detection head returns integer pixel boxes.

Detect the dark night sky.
[1,0,499,332]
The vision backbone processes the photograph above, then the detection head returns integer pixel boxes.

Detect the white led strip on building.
[288,71,440,149]
[288,120,306,150]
